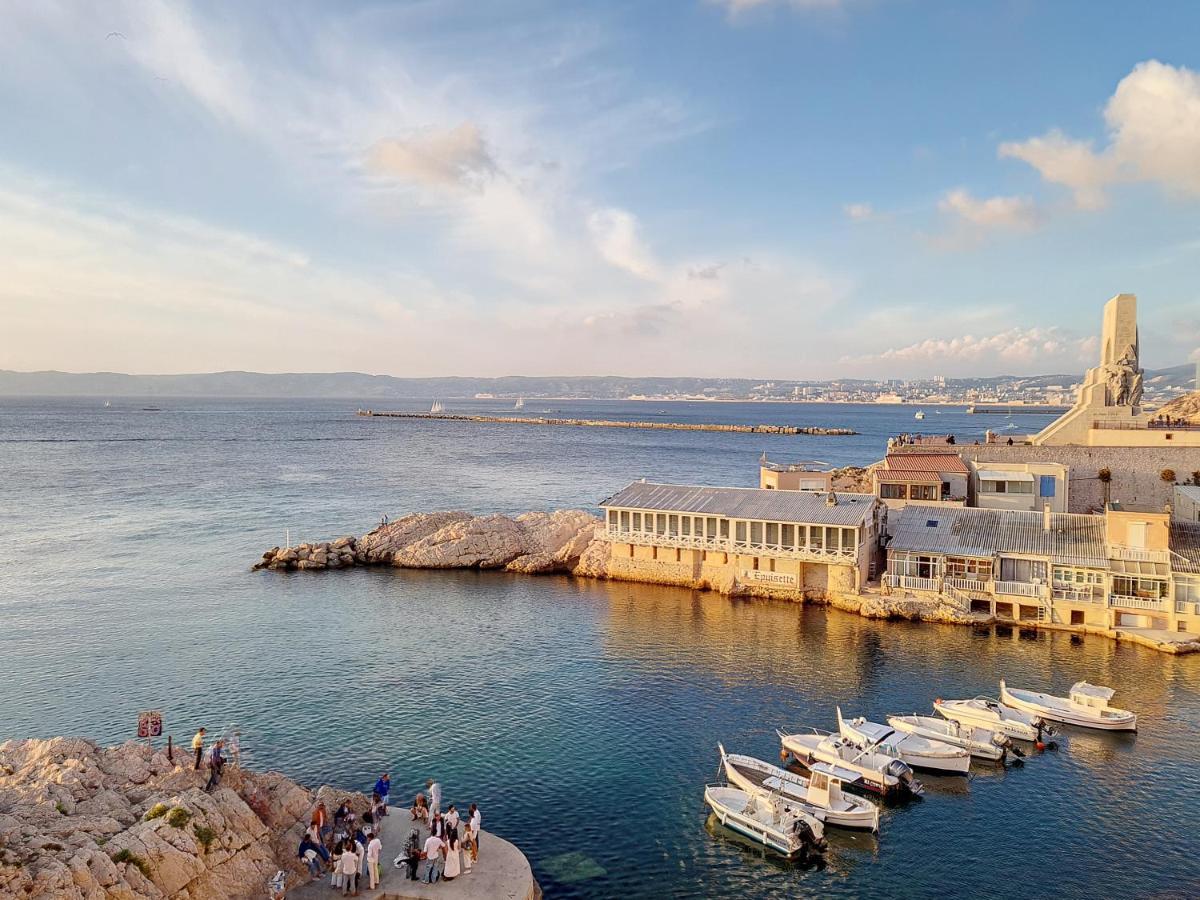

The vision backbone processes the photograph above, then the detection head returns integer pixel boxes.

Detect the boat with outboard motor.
[887,715,1014,762]
[702,784,827,858]
[999,680,1137,732]
[719,744,880,832]
[934,695,1054,742]
[837,708,970,774]
[778,730,923,800]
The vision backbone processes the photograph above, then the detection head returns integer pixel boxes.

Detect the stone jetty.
[356,410,857,436]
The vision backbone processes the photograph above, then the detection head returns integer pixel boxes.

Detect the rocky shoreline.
[0,737,351,899]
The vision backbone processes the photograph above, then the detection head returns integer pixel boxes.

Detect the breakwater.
[356,410,857,435]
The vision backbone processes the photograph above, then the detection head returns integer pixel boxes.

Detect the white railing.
[1109,594,1167,611]
[945,577,990,594]
[1109,545,1171,563]
[994,580,1047,599]
[597,527,858,563]
[884,573,939,592]
[1176,601,1200,615]
[1052,586,1100,603]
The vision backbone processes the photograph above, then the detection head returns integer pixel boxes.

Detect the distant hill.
[0,364,1193,399]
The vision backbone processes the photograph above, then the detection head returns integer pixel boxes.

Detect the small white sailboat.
[914,410,925,420]
[719,745,879,832]
[999,680,1137,732]
[513,397,525,410]
[702,785,826,858]
[837,708,970,775]
[430,401,445,413]
[779,730,923,799]
[934,696,1053,742]
[103,400,111,408]
[887,715,1012,762]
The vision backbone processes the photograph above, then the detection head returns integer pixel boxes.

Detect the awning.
[977,470,1035,482]
[875,472,942,484]
[1109,558,1169,576]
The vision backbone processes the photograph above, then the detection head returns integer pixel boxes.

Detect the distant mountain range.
[0,365,1194,399]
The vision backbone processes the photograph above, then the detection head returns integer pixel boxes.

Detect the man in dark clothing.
[205,741,225,792]
[298,836,324,877]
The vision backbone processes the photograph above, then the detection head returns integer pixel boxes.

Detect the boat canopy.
[809,761,863,783]
[1070,682,1115,703]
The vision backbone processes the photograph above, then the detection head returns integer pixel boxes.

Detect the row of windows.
[606,509,859,551]
[980,480,1034,495]
[879,483,940,501]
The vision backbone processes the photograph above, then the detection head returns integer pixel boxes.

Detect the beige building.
[871,451,968,511]
[968,460,1069,513]
[759,459,833,492]
[884,502,1200,636]
[600,481,885,598]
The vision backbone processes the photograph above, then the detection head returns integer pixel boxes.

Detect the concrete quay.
[288,807,539,900]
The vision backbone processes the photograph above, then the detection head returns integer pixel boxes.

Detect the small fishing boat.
[702,785,826,858]
[914,410,925,420]
[999,680,1137,732]
[934,696,1053,742]
[514,397,525,410]
[719,744,879,832]
[779,730,923,799]
[837,708,970,775]
[887,715,1012,762]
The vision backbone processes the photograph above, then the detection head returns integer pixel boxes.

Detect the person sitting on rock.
[297,835,324,878]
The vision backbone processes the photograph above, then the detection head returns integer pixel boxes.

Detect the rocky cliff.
[1156,390,1200,424]
[256,509,608,576]
[0,738,324,899]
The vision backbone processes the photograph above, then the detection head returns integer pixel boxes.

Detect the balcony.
[994,580,1047,599]
[597,527,859,564]
[945,576,990,594]
[1051,586,1101,603]
[883,573,939,592]
[1109,594,1167,612]
[1109,545,1171,564]
[1177,601,1200,616]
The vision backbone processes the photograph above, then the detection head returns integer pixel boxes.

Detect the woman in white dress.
[442,829,462,881]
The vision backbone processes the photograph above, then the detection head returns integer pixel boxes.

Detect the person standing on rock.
[204,740,225,791]
[311,801,331,848]
[191,727,206,770]
[373,773,390,813]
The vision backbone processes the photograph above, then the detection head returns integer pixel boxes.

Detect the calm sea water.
[1,397,1197,899]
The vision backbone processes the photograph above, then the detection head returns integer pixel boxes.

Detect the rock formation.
[256,509,607,577]
[1156,390,1200,425]
[0,738,326,899]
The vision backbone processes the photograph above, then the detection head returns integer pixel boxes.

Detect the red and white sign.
[137,711,163,738]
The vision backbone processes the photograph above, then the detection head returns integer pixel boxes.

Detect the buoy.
[1035,740,1046,751]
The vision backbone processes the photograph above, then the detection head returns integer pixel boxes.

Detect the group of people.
[190,727,241,793]
[300,790,389,896]
[296,775,482,894]
[399,780,481,885]
[1149,414,1195,429]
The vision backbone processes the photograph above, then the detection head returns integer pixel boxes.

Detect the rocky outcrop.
[0,738,319,899]
[256,509,607,577]
[1155,390,1200,425]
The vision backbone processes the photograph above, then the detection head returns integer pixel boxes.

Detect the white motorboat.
[887,715,1012,762]
[779,730,923,799]
[703,785,826,858]
[914,410,925,420]
[718,744,880,832]
[837,708,970,775]
[934,695,1053,742]
[999,680,1137,732]
[514,397,525,410]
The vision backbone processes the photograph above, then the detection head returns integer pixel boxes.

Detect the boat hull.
[780,735,916,800]
[723,754,878,832]
[1000,684,1137,732]
[934,699,1043,742]
[888,716,1006,761]
[703,787,811,858]
[838,713,970,775]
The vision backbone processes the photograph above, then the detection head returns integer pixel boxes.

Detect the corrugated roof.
[883,453,970,475]
[887,505,1109,567]
[599,481,877,526]
[1171,522,1200,574]
[875,471,942,484]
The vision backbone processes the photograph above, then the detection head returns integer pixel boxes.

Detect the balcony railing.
[995,580,1047,599]
[1109,594,1167,611]
[1176,601,1200,616]
[1052,586,1101,603]
[597,527,859,563]
[883,573,939,592]
[1109,545,1172,563]
[945,577,990,594]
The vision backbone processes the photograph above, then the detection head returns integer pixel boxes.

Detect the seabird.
[106,31,126,40]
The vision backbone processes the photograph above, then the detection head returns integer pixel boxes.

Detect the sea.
[1,397,1197,899]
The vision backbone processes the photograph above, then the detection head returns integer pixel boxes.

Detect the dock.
[356,411,856,435]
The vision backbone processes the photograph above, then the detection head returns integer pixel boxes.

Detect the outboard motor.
[1034,718,1059,750]
[886,759,924,797]
[793,819,828,853]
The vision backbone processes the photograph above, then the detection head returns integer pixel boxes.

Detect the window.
[1177,577,1200,604]
[735,521,747,543]
[607,510,617,527]
[750,522,763,544]
[782,524,795,547]
[765,523,779,546]
[1008,481,1033,495]
[1039,475,1056,497]
[797,525,808,548]
[1112,576,1167,598]
[655,514,666,535]
[668,514,679,535]
[945,557,993,579]
[982,480,1004,493]
[810,527,823,549]
[619,510,630,531]
[720,519,730,539]
[632,512,641,531]
[765,484,774,489]
[707,517,717,538]
[825,527,839,551]
[999,558,1047,583]
[911,484,938,501]
[681,516,690,536]
[880,483,905,499]
[842,528,856,550]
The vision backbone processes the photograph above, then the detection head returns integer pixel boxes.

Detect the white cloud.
[843,202,875,221]
[864,326,1094,367]
[1001,60,1200,208]
[711,0,846,17]
[368,124,497,189]
[938,189,1038,230]
[587,208,661,281]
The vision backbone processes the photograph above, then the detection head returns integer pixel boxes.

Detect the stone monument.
[1033,293,1147,445]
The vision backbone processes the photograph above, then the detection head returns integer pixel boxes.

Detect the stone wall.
[916,444,1200,513]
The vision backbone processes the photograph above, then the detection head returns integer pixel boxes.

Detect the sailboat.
[430,401,445,413]
[514,397,525,410]
[103,400,111,408]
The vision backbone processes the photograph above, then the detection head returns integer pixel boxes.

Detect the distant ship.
[430,401,445,413]
[914,410,925,420]
[514,397,525,410]
[103,400,111,408]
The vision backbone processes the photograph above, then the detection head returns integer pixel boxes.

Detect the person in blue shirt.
[373,774,390,814]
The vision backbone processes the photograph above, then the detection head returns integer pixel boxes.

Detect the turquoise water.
[1,398,1197,898]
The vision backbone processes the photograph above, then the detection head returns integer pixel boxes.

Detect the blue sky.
[1,0,1199,378]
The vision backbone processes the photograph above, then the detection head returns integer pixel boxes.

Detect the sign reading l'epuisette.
[137,710,163,738]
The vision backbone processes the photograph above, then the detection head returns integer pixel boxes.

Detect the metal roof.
[599,481,877,526]
[883,453,969,475]
[887,505,1109,568]
[875,471,942,485]
[1170,522,1200,574]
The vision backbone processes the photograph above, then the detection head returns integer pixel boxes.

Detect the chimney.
[826,491,838,507]
[1043,501,1052,532]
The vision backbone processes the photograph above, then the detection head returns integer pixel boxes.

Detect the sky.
[1,0,1199,379]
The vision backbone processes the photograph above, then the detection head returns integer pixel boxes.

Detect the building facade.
[599,481,884,599]
[968,460,1069,513]
[871,451,968,511]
